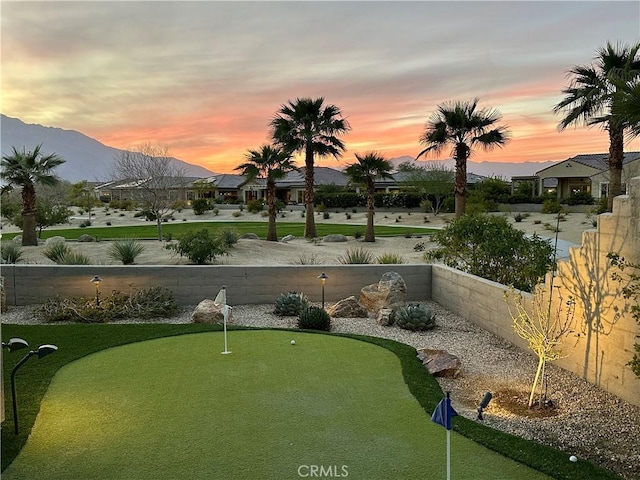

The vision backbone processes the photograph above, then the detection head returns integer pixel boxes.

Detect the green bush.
[1,243,24,264]
[274,291,309,316]
[191,198,211,215]
[353,230,363,239]
[108,238,145,265]
[246,199,264,213]
[566,191,595,205]
[337,247,374,264]
[79,219,92,228]
[216,228,239,248]
[167,229,227,264]
[58,251,91,265]
[541,200,562,214]
[298,305,331,331]
[42,241,71,263]
[377,253,405,264]
[232,211,243,218]
[394,304,437,331]
[513,213,525,222]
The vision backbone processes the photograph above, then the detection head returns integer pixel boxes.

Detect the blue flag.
[431,396,457,430]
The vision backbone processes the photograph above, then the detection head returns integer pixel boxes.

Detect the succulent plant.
[274,291,308,316]
[393,304,436,331]
[298,305,331,331]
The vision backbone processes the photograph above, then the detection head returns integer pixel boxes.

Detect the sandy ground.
[1,206,598,265]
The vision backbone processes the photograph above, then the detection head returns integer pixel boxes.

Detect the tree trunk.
[156,217,163,241]
[303,145,317,238]
[266,180,277,241]
[454,144,468,218]
[364,181,375,242]
[20,183,38,246]
[607,124,624,212]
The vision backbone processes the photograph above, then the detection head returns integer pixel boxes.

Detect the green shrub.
[377,253,405,264]
[1,243,24,264]
[323,211,330,219]
[167,229,227,264]
[298,305,331,331]
[353,230,363,239]
[79,219,92,228]
[42,241,71,263]
[172,200,186,212]
[108,238,145,265]
[274,291,309,316]
[566,191,595,205]
[59,251,91,265]
[316,203,327,212]
[337,247,374,264]
[541,200,562,214]
[413,242,426,252]
[191,198,211,215]
[394,304,436,331]
[290,254,320,265]
[216,228,239,248]
[246,199,264,213]
[513,213,525,222]
[232,211,243,218]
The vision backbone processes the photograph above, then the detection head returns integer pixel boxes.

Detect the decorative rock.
[77,234,96,242]
[376,308,394,326]
[326,296,368,318]
[241,233,259,240]
[191,299,232,324]
[12,235,22,244]
[45,236,66,245]
[281,234,295,243]
[416,348,461,378]
[323,234,348,242]
[359,271,407,313]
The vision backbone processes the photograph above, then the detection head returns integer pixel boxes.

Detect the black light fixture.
[2,338,29,352]
[317,272,328,310]
[477,392,493,420]
[11,344,59,434]
[91,275,102,306]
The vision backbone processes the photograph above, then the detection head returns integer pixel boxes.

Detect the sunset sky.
[2,1,639,173]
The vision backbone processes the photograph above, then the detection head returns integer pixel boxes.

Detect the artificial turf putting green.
[3,330,551,480]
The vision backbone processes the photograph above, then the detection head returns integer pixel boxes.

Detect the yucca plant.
[377,252,405,264]
[1,243,24,264]
[216,228,240,248]
[108,238,145,265]
[42,241,72,263]
[290,254,320,265]
[274,291,308,316]
[298,305,331,331]
[393,304,436,331]
[337,246,374,264]
[58,251,91,265]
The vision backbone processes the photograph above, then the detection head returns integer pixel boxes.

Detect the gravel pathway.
[3,302,639,479]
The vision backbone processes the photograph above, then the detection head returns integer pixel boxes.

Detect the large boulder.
[281,234,295,243]
[359,271,407,314]
[376,308,394,326]
[323,234,348,243]
[77,234,96,242]
[416,348,461,378]
[45,236,66,245]
[241,233,259,240]
[191,299,232,324]
[326,296,368,318]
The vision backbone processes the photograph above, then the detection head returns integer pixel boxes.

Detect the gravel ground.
[3,302,639,479]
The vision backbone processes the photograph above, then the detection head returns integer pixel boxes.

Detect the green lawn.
[1,324,621,479]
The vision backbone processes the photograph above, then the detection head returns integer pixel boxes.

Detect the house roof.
[196,174,246,189]
[536,151,640,175]
[275,167,348,187]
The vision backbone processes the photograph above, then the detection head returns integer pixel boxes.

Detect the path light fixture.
[11,344,58,434]
[477,391,493,420]
[2,338,29,352]
[318,272,328,310]
[91,275,102,306]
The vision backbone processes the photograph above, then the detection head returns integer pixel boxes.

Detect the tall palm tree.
[554,41,640,211]
[271,97,350,238]
[416,99,509,218]
[235,145,297,241]
[1,145,65,246]
[345,152,394,242]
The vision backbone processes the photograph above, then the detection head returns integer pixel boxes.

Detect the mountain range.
[1,114,557,182]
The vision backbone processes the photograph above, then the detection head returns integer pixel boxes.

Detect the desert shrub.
[513,213,525,222]
[337,247,374,264]
[232,211,243,218]
[1,243,24,264]
[108,238,145,265]
[323,212,330,219]
[566,191,595,205]
[394,304,436,331]
[377,253,405,264]
[213,207,220,216]
[37,286,177,323]
[79,219,92,228]
[167,229,227,264]
[298,305,331,331]
[413,242,426,252]
[274,291,308,316]
[425,214,554,292]
[541,200,562,214]
[290,254,320,265]
[216,228,240,248]
[42,241,72,263]
[316,203,327,213]
[191,198,210,215]
[353,230,363,239]
[172,200,186,212]
[246,199,264,213]
[59,251,91,265]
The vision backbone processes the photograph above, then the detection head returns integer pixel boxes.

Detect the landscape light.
[91,275,102,306]
[477,392,493,420]
[318,272,329,310]
[2,338,29,352]
[11,344,58,434]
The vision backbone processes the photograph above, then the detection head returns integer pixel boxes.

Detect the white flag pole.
[215,286,231,355]
[221,304,232,355]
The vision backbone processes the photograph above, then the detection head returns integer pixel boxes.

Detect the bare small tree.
[113,143,187,241]
[397,162,454,215]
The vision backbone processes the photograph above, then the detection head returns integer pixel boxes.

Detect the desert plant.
[274,291,309,316]
[232,211,243,218]
[42,241,72,263]
[108,238,145,265]
[167,228,227,264]
[298,305,331,331]
[413,242,426,252]
[337,247,374,264]
[353,230,363,239]
[246,199,264,213]
[191,198,210,215]
[79,219,92,228]
[290,254,320,265]
[216,228,240,248]
[393,304,436,331]
[541,200,562,214]
[377,253,405,264]
[59,251,91,265]
[513,213,525,222]
[323,211,330,219]
[1,243,24,263]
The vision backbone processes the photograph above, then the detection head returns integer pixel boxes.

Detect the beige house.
[535,152,640,200]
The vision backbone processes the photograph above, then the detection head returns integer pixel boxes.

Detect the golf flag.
[214,287,226,306]
[214,287,231,354]
[431,394,458,430]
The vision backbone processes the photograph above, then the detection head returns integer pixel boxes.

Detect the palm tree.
[1,145,65,246]
[345,152,394,242]
[235,145,297,241]
[554,41,640,211]
[416,99,509,218]
[271,97,350,238]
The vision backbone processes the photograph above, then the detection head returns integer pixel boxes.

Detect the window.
[600,183,609,198]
